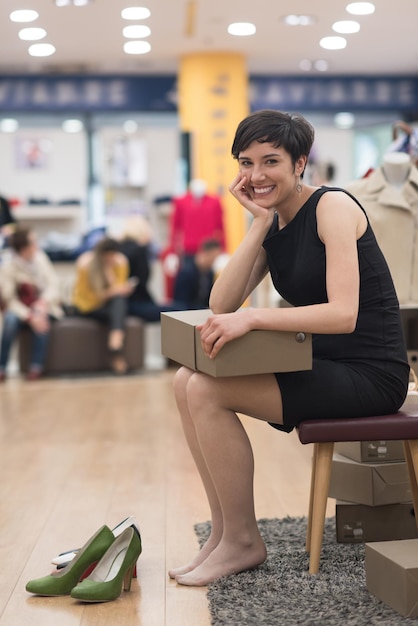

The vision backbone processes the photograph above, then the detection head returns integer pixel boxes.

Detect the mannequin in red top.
[169,179,225,258]
[163,179,226,300]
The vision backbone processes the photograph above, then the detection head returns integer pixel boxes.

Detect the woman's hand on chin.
[229,173,275,223]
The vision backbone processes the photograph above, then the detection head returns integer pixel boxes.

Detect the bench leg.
[308,441,334,574]
[404,440,418,531]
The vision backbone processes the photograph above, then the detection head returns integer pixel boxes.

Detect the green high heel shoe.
[26,525,115,596]
[70,526,142,603]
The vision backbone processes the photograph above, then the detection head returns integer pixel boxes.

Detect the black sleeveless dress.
[262,187,409,433]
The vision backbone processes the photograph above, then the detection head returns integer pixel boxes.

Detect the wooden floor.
[0,367,335,626]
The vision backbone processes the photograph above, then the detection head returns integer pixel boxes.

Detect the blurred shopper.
[118,216,184,322]
[173,238,222,310]
[72,237,135,374]
[0,226,63,381]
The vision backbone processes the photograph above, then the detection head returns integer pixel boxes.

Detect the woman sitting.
[0,225,63,381]
[72,237,135,374]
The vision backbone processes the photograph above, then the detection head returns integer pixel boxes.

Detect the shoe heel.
[123,562,136,592]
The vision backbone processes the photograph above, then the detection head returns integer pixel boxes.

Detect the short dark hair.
[231,109,315,170]
[9,226,33,252]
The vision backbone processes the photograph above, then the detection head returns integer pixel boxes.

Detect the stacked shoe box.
[329,440,418,543]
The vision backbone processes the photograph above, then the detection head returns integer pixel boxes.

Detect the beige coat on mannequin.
[346,155,418,304]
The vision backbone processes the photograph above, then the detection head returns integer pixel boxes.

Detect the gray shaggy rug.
[194,516,418,626]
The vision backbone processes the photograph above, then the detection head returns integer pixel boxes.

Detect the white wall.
[310,126,354,187]
[0,129,87,204]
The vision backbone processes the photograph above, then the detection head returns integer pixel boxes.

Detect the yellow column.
[178,52,249,252]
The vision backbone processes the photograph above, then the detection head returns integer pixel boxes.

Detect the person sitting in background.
[0,194,16,240]
[0,226,63,381]
[173,238,222,310]
[72,237,135,374]
[118,216,184,322]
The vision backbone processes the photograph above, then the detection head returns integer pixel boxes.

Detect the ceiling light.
[121,7,151,20]
[332,20,360,34]
[334,112,355,129]
[320,36,347,50]
[124,40,151,54]
[283,15,315,26]
[18,28,47,41]
[123,25,151,38]
[62,119,84,133]
[227,22,256,36]
[54,0,93,5]
[299,59,313,71]
[346,2,375,15]
[0,118,19,133]
[314,59,329,71]
[28,43,56,57]
[10,9,39,23]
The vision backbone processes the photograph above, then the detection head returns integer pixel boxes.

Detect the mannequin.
[346,151,418,304]
[189,178,208,199]
[381,152,411,188]
[168,179,225,257]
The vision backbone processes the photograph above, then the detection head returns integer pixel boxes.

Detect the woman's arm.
[201,192,365,358]
[209,222,269,313]
[209,173,274,313]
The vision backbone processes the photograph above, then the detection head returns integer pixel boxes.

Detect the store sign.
[250,76,418,111]
[0,75,177,112]
[0,74,417,112]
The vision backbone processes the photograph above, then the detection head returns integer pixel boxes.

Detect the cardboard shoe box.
[366,539,418,617]
[329,453,412,506]
[335,440,405,463]
[336,501,417,543]
[161,309,312,377]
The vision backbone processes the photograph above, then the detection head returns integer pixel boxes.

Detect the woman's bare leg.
[168,367,224,578]
[175,371,284,587]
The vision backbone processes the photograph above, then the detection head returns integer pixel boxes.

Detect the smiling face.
[237,141,307,209]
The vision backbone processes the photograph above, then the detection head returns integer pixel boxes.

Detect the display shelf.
[12,205,84,220]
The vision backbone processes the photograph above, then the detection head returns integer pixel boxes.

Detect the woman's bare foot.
[175,536,267,587]
[168,533,221,579]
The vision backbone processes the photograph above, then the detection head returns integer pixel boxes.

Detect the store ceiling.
[1,0,417,77]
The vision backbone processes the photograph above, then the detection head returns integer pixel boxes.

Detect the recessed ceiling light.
[124,40,151,54]
[18,28,47,41]
[283,14,315,26]
[123,25,151,39]
[227,22,256,36]
[0,118,19,133]
[55,0,93,5]
[346,2,375,15]
[320,36,347,50]
[62,119,84,133]
[10,9,39,23]
[334,112,355,129]
[332,20,360,34]
[28,43,56,57]
[314,59,329,71]
[121,7,151,20]
[299,59,313,71]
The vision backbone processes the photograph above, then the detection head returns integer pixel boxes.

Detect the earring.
[296,178,302,193]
